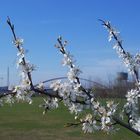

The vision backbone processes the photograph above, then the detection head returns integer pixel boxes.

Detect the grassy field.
[0,97,139,140]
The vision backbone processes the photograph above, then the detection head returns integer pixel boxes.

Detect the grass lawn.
[0,97,139,140]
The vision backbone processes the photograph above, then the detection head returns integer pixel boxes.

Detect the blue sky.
[0,0,140,86]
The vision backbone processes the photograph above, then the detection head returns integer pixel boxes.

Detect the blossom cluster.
[103,20,140,133]
[103,21,140,76]
[124,88,140,130]
[79,99,117,133]
[82,114,99,133]
[49,36,118,133]
[13,38,35,103]
[39,97,58,115]
[0,37,35,105]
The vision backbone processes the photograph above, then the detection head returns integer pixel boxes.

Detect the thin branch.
[99,19,139,84]
[57,37,92,98]
[7,17,34,89]
[34,88,89,105]
[113,117,140,136]
[0,91,16,98]
[65,121,83,127]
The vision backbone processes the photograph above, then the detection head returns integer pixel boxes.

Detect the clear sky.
[0,0,140,86]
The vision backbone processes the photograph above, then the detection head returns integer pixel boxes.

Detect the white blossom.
[17,47,25,58]
[124,88,140,121]
[82,122,93,133]
[98,106,106,114]
[73,83,81,92]
[13,38,24,47]
[67,68,81,83]
[69,103,83,115]
[82,114,99,133]
[37,82,45,90]
[40,97,59,114]
[4,95,15,104]
[132,119,140,132]
[92,101,100,109]
[106,100,114,108]
[50,80,62,91]
[62,53,72,66]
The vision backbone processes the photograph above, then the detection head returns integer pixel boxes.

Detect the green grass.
[0,97,139,140]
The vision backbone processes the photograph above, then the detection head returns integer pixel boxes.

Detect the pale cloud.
[97,59,122,67]
[81,58,127,80]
